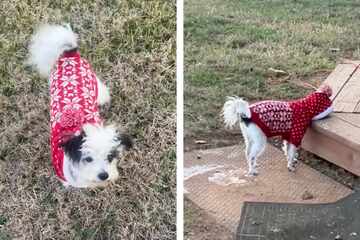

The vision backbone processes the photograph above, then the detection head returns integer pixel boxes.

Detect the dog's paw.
[99,102,112,117]
[246,170,258,177]
[287,164,296,172]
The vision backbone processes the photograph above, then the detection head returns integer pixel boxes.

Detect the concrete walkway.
[184,144,352,232]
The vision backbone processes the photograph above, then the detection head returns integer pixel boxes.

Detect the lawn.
[0,0,175,239]
[185,0,360,136]
[184,0,360,238]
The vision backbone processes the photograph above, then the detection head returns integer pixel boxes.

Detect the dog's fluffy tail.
[222,96,251,128]
[28,24,78,78]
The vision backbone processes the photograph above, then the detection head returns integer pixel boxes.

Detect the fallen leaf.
[301,190,315,200]
[268,68,288,77]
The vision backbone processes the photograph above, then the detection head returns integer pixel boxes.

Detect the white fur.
[63,124,122,188]
[223,96,298,176]
[96,77,111,105]
[285,142,298,172]
[28,24,127,188]
[28,24,78,78]
[222,97,251,129]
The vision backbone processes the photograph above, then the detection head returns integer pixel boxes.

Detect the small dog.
[28,24,132,188]
[223,85,333,176]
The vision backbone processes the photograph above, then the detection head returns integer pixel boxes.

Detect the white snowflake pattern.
[80,59,90,68]
[62,97,82,110]
[51,111,62,128]
[60,75,79,87]
[50,71,59,82]
[79,65,93,78]
[51,88,62,106]
[80,87,95,99]
[62,67,76,76]
[61,58,78,68]
[84,108,100,121]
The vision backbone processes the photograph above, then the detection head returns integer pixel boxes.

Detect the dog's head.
[317,84,332,98]
[61,123,133,188]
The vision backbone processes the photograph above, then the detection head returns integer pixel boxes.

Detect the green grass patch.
[0,215,7,226]
[185,0,360,136]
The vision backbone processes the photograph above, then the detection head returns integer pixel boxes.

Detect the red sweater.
[50,51,102,181]
[249,92,332,147]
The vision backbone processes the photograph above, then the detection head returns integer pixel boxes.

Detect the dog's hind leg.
[96,77,111,106]
[286,143,298,172]
[282,140,288,157]
[244,124,266,176]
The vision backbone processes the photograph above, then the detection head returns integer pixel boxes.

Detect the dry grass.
[0,0,175,239]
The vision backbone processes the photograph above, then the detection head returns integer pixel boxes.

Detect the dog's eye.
[83,157,93,163]
[107,150,118,162]
[107,154,115,162]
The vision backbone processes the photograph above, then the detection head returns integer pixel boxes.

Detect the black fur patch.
[63,47,78,53]
[107,150,119,162]
[117,134,133,150]
[241,117,252,126]
[60,134,85,163]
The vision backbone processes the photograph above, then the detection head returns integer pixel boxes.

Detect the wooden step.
[303,60,360,176]
[302,113,360,176]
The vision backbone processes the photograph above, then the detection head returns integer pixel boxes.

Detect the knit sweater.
[50,50,102,181]
[249,92,332,147]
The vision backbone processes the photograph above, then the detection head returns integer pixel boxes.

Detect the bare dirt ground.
[184,199,233,240]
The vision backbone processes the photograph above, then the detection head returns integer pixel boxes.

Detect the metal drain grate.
[237,191,360,240]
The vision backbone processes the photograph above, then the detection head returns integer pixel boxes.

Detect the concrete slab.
[184,144,353,232]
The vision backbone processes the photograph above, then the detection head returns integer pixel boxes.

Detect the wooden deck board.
[335,113,360,128]
[312,113,360,150]
[322,63,357,102]
[333,68,360,112]
[303,113,360,176]
[303,129,360,176]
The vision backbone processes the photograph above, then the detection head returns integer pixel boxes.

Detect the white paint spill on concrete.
[199,148,224,155]
[208,169,248,186]
[227,149,241,159]
[184,164,224,181]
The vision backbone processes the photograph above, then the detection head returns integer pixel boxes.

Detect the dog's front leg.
[96,77,111,106]
[286,143,298,172]
[245,142,265,176]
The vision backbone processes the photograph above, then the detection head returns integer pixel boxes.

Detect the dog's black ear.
[240,113,252,126]
[60,134,85,163]
[116,133,133,151]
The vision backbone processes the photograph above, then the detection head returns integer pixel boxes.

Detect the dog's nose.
[98,172,109,181]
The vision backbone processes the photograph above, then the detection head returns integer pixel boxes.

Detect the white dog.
[223,85,333,176]
[28,24,132,188]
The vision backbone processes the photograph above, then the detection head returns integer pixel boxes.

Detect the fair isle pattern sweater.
[50,50,102,181]
[249,92,332,147]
